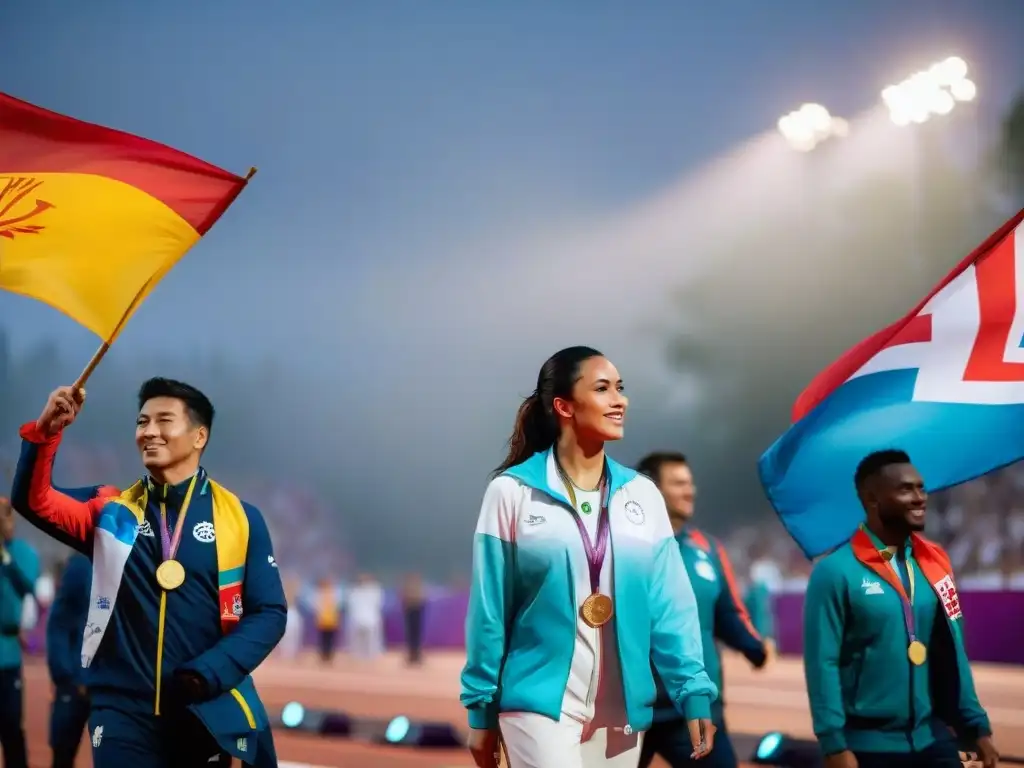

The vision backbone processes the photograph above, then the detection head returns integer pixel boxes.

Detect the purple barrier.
[774,590,1024,665]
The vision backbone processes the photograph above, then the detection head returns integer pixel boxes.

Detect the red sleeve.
[13,422,111,544]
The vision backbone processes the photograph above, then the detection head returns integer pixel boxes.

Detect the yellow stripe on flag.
[0,173,199,340]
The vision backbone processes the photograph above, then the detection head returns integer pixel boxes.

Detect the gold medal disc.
[156,559,186,591]
[907,640,927,666]
[580,593,614,628]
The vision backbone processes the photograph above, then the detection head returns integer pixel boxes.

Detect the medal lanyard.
[887,549,918,643]
[556,462,610,595]
[157,474,199,563]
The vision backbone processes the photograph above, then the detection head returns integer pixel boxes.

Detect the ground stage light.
[277,702,353,737]
[750,731,823,768]
[380,715,464,748]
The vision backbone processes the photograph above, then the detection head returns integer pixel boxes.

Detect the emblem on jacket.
[222,594,244,621]
[193,521,216,543]
[694,560,717,581]
[624,501,644,525]
[933,575,962,620]
[137,520,154,537]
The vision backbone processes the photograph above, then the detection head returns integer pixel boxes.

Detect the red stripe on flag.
[882,314,932,348]
[791,207,1024,423]
[963,230,1024,381]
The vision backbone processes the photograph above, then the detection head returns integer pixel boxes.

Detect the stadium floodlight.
[777,103,849,152]
[882,56,976,126]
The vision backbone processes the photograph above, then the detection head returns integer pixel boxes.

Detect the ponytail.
[494,392,555,476]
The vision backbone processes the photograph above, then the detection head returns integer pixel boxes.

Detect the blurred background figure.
[45,552,91,768]
[313,577,343,664]
[346,573,384,661]
[0,497,39,768]
[401,572,425,666]
[278,576,304,661]
[745,547,781,657]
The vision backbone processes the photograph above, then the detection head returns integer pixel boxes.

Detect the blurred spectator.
[346,573,384,660]
[401,573,425,666]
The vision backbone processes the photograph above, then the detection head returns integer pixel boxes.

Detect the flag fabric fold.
[759,207,1024,559]
[0,91,249,341]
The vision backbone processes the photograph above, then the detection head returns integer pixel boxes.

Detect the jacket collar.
[501,447,637,509]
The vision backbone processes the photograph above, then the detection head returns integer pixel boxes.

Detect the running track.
[19,651,1024,767]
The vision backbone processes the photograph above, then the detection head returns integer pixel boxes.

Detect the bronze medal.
[580,592,614,628]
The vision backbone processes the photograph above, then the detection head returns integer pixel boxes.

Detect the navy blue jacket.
[12,423,287,723]
[46,552,92,688]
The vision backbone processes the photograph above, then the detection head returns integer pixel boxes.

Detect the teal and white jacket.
[460,448,717,733]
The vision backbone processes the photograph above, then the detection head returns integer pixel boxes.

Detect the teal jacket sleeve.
[647,490,718,721]
[460,476,516,730]
[804,557,848,755]
[944,580,992,740]
[710,540,767,667]
[46,553,91,687]
[185,503,287,697]
[744,582,776,642]
[2,539,40,599]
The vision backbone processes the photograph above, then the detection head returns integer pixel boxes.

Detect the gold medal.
[908,640,927,666]
[156,559,186,591]
[580,592,614,628]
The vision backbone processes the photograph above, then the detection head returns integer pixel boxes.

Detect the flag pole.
[71,166,258,392]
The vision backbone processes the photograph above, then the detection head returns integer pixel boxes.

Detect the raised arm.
[11,423,113,553]
[460,476,517,730]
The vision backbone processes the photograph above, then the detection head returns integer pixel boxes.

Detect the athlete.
[636,451,769,768]
[12,378,286,768]
[46,552,92,768]
[461,346,717,768]
[805,450,998,768]
[0,498,40,768]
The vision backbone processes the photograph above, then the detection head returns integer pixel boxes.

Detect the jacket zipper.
[154,484,168,715]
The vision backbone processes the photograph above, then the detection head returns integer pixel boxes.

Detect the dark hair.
[854,449,911,493]
[636,451,688,486]
[137,377,215,432]
[494,346,603,475]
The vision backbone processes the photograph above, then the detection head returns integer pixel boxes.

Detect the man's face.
[871,463,928,533]
[135,397,207,473]
[658,461,695,524]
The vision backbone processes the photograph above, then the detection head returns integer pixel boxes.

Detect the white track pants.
[499,712,644,768]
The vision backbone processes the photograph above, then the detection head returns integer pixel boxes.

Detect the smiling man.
[11,378,286,768]
[804,449,998,768]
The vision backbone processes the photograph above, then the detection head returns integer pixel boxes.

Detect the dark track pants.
[0,665,28,768]
[49,685,90,768]
[89,706,231,768]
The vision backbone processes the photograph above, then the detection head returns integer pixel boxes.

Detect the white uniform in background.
[346,580,384,659]
[278,604,304,660]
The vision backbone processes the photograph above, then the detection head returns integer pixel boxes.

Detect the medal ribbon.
[557,461,610,595]
[887,547,918,645]
[157,473,199,563]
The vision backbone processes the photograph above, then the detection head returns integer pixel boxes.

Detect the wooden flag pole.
[71,165,259,393]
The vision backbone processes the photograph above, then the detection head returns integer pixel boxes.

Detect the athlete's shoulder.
[621,472,663,507]
[810,541,856,581]
[911,533,953,570]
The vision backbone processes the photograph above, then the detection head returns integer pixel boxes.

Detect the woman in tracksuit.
[461,346,718,768]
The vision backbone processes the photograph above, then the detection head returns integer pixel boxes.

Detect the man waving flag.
[760,207,1024,558]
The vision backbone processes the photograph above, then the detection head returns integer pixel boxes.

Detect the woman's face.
[556,355,628,442]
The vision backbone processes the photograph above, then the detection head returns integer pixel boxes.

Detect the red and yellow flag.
[0,91,251,341]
